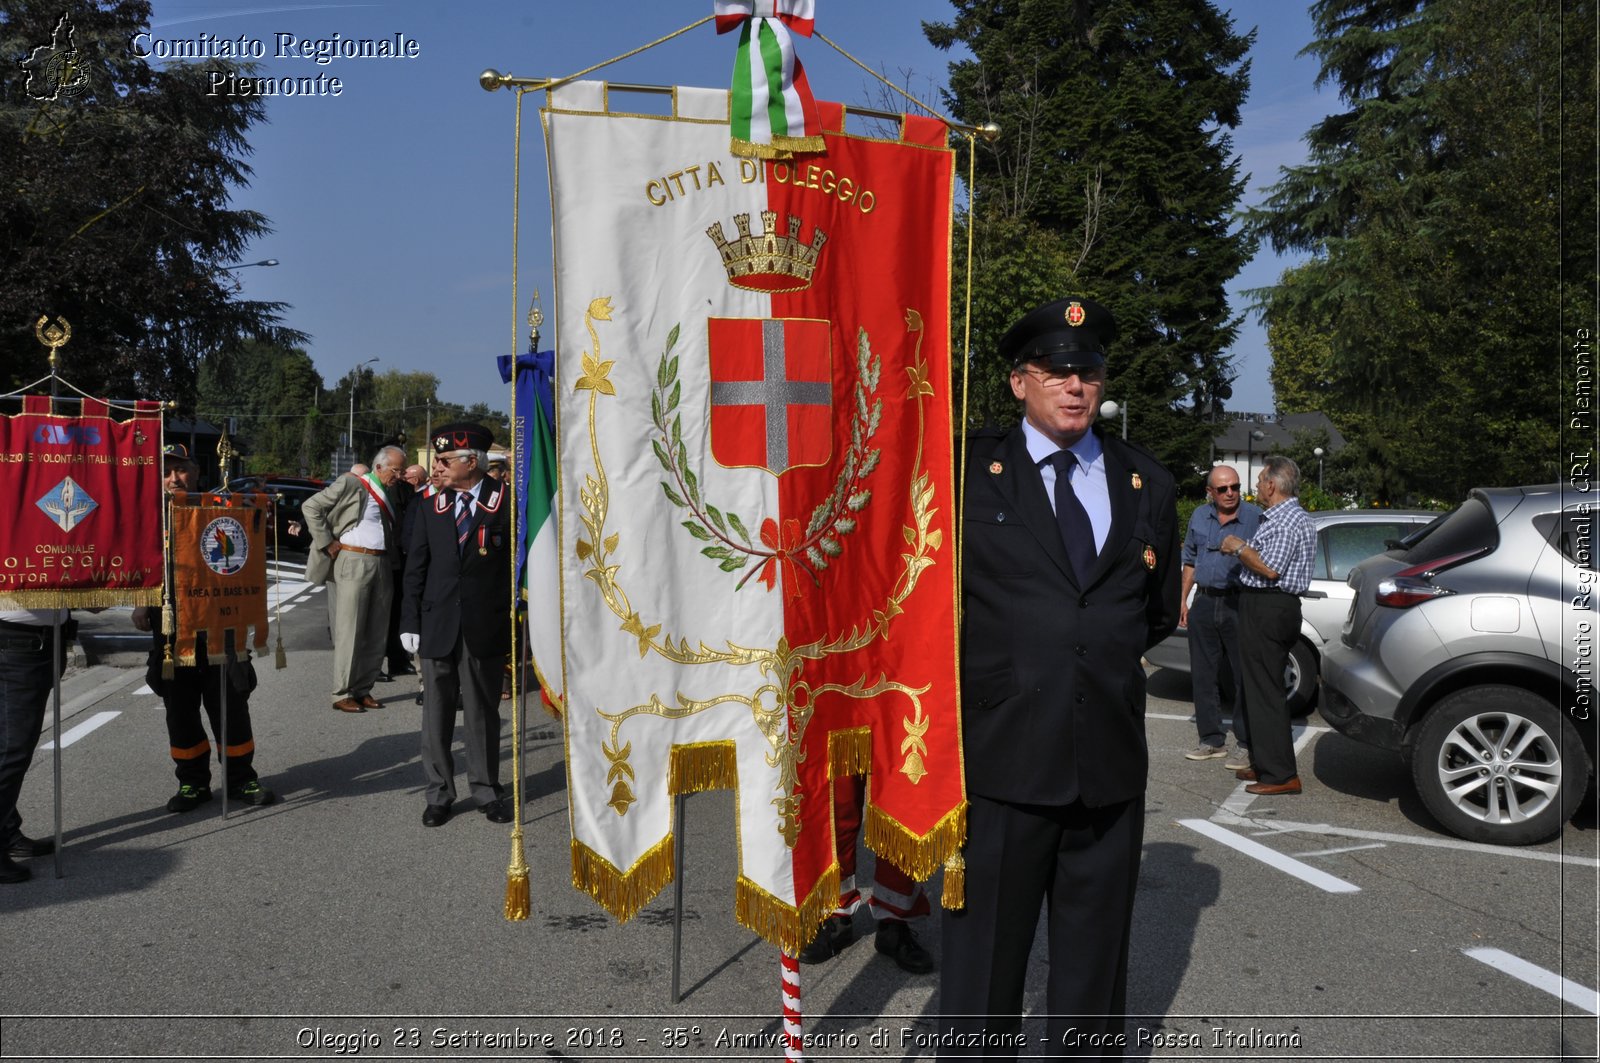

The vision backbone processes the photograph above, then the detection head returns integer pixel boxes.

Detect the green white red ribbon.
[714,0,823,159]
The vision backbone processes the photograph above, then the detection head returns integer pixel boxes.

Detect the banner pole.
[219,633,230,820]
[670,791,686,1004]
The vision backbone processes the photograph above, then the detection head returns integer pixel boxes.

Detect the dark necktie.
[455,493,474,554]
[1050,450,1097,581]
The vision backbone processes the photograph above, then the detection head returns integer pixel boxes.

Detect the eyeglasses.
[432,454,473,466]
[1021,365,1106,388]
[1212,484,1241,493]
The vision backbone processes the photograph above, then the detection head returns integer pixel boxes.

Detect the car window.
[1323,522,1428,581]
[1533,511,1598,572]
[1399,496,1498,564]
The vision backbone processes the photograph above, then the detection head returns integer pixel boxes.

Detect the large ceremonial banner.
[545,81,963,951]
[0,396,163,608]
[167,492,270,665]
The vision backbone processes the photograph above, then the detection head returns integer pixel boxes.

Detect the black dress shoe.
[6,834,55,860]
[798,913,856,963]
[422,802,452,828]
[0,855,31,884]
[875,920,935,974]
[479,797,513,824]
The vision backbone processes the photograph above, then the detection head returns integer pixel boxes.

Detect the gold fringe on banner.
[570,833,675,924]
[667,741,738,795]
[0,587,161,609]
[827,727,872,779]
[734,865,841,957]
[729,132,827,160]
[862,800,968,883]
[504,826,531,921]
[941,848,965,910]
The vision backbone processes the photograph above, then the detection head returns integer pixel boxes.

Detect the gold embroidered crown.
[705,210,827,293]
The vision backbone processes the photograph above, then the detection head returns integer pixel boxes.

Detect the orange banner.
[168,492,269,664]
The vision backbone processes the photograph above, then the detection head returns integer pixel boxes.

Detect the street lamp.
[1314,446,1325,492]
[1245,427,1265,492]
[1098,399,1127,440]
[348,357,380,454]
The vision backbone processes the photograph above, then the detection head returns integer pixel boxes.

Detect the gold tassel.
[941,848,965,910]
[274,633,287,670]
[503,827,531,921]
[828,728,872,780]
[161,644,175,681]
[668,741,738,795]
[570,835,675,924]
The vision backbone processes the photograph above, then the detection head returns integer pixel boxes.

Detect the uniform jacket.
[959,425,1180,807]
[401,478,512,659]
[300,474,397,586]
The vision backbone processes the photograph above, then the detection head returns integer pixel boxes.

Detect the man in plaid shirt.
[1219,456,1318,795]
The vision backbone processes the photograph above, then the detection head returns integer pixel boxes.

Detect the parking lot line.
[1464,948,1600,1014]
[1231,818,1600,868]
[1179,818,1362,893]
[39,711,121,750]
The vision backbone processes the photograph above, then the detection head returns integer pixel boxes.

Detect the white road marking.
[1293,842,1388,857]
[1464,948,1600,1014]
[40,711,120,750]
[1180,817,1361,893]
[1214,817,1600,868]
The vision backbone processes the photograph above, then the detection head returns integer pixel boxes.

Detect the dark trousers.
[160,663,258,790]
[0,629,63,847]
[419,630,506,807]
[831,773,927,921]
[940,794,1144,1059]
[1188,593,1248,748]
[1237,590,1302,785]
[385,561,410,674]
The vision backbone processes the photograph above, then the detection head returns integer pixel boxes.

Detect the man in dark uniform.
[940,297,1180,1057]
[132,445,274,813]
[400,423,513,828]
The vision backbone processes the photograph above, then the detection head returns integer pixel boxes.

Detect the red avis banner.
[0,397,163,608]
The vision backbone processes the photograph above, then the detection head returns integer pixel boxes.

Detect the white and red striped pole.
[781,949,804,1062]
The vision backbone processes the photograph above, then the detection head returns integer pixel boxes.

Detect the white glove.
[401,632,420,653]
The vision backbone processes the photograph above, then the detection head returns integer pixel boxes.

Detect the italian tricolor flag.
[544,80,963,952]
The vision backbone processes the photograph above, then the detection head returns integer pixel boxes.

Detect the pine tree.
[928,0,1255,476]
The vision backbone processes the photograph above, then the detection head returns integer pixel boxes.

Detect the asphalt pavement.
[2,558,1597,1061]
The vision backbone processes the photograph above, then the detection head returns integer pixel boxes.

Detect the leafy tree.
[195,339,328,476]
[927,0,1256,476]
[1248,0,1584,500]
[0,0,301,403]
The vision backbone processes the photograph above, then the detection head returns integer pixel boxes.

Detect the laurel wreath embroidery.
[575,298,943,836]
[651,321,882,594]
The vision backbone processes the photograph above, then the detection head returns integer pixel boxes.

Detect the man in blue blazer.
[940,298,1180,1057]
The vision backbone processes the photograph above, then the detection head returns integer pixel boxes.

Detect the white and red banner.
[545,81,963,951]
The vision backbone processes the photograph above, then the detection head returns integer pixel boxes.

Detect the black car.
[220,476,327,555]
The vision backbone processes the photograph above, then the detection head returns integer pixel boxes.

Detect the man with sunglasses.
[400,423,514,828]
[942,297,1179,1056]
[1178,467,1261,765]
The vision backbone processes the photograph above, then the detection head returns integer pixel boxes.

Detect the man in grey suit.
[941,297,1179,1057]
[302,445,405,713]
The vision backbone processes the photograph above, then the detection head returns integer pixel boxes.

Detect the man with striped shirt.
[1219,455,1317,795]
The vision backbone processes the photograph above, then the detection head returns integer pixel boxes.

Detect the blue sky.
[145,1,1334,420]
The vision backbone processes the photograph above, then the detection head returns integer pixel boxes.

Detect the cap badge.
[1143,545,1157,570]
[989,461,1003,475]
[1065,301,1086,327]
[1131,473,1143,490]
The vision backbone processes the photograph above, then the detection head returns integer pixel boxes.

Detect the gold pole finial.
[527,291,543,352]
[34,315,72,371]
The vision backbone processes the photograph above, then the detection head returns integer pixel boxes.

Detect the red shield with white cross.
[707,317,832,474]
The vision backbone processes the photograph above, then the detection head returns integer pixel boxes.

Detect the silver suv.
[1321,484,1597,845]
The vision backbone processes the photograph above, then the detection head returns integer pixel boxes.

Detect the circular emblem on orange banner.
[200,515,249,576]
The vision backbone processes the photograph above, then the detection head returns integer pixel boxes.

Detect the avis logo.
[34,424,101,446]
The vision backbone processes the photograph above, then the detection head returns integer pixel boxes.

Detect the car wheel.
[1284,639,1317,717]
[1410,686,1587,845]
